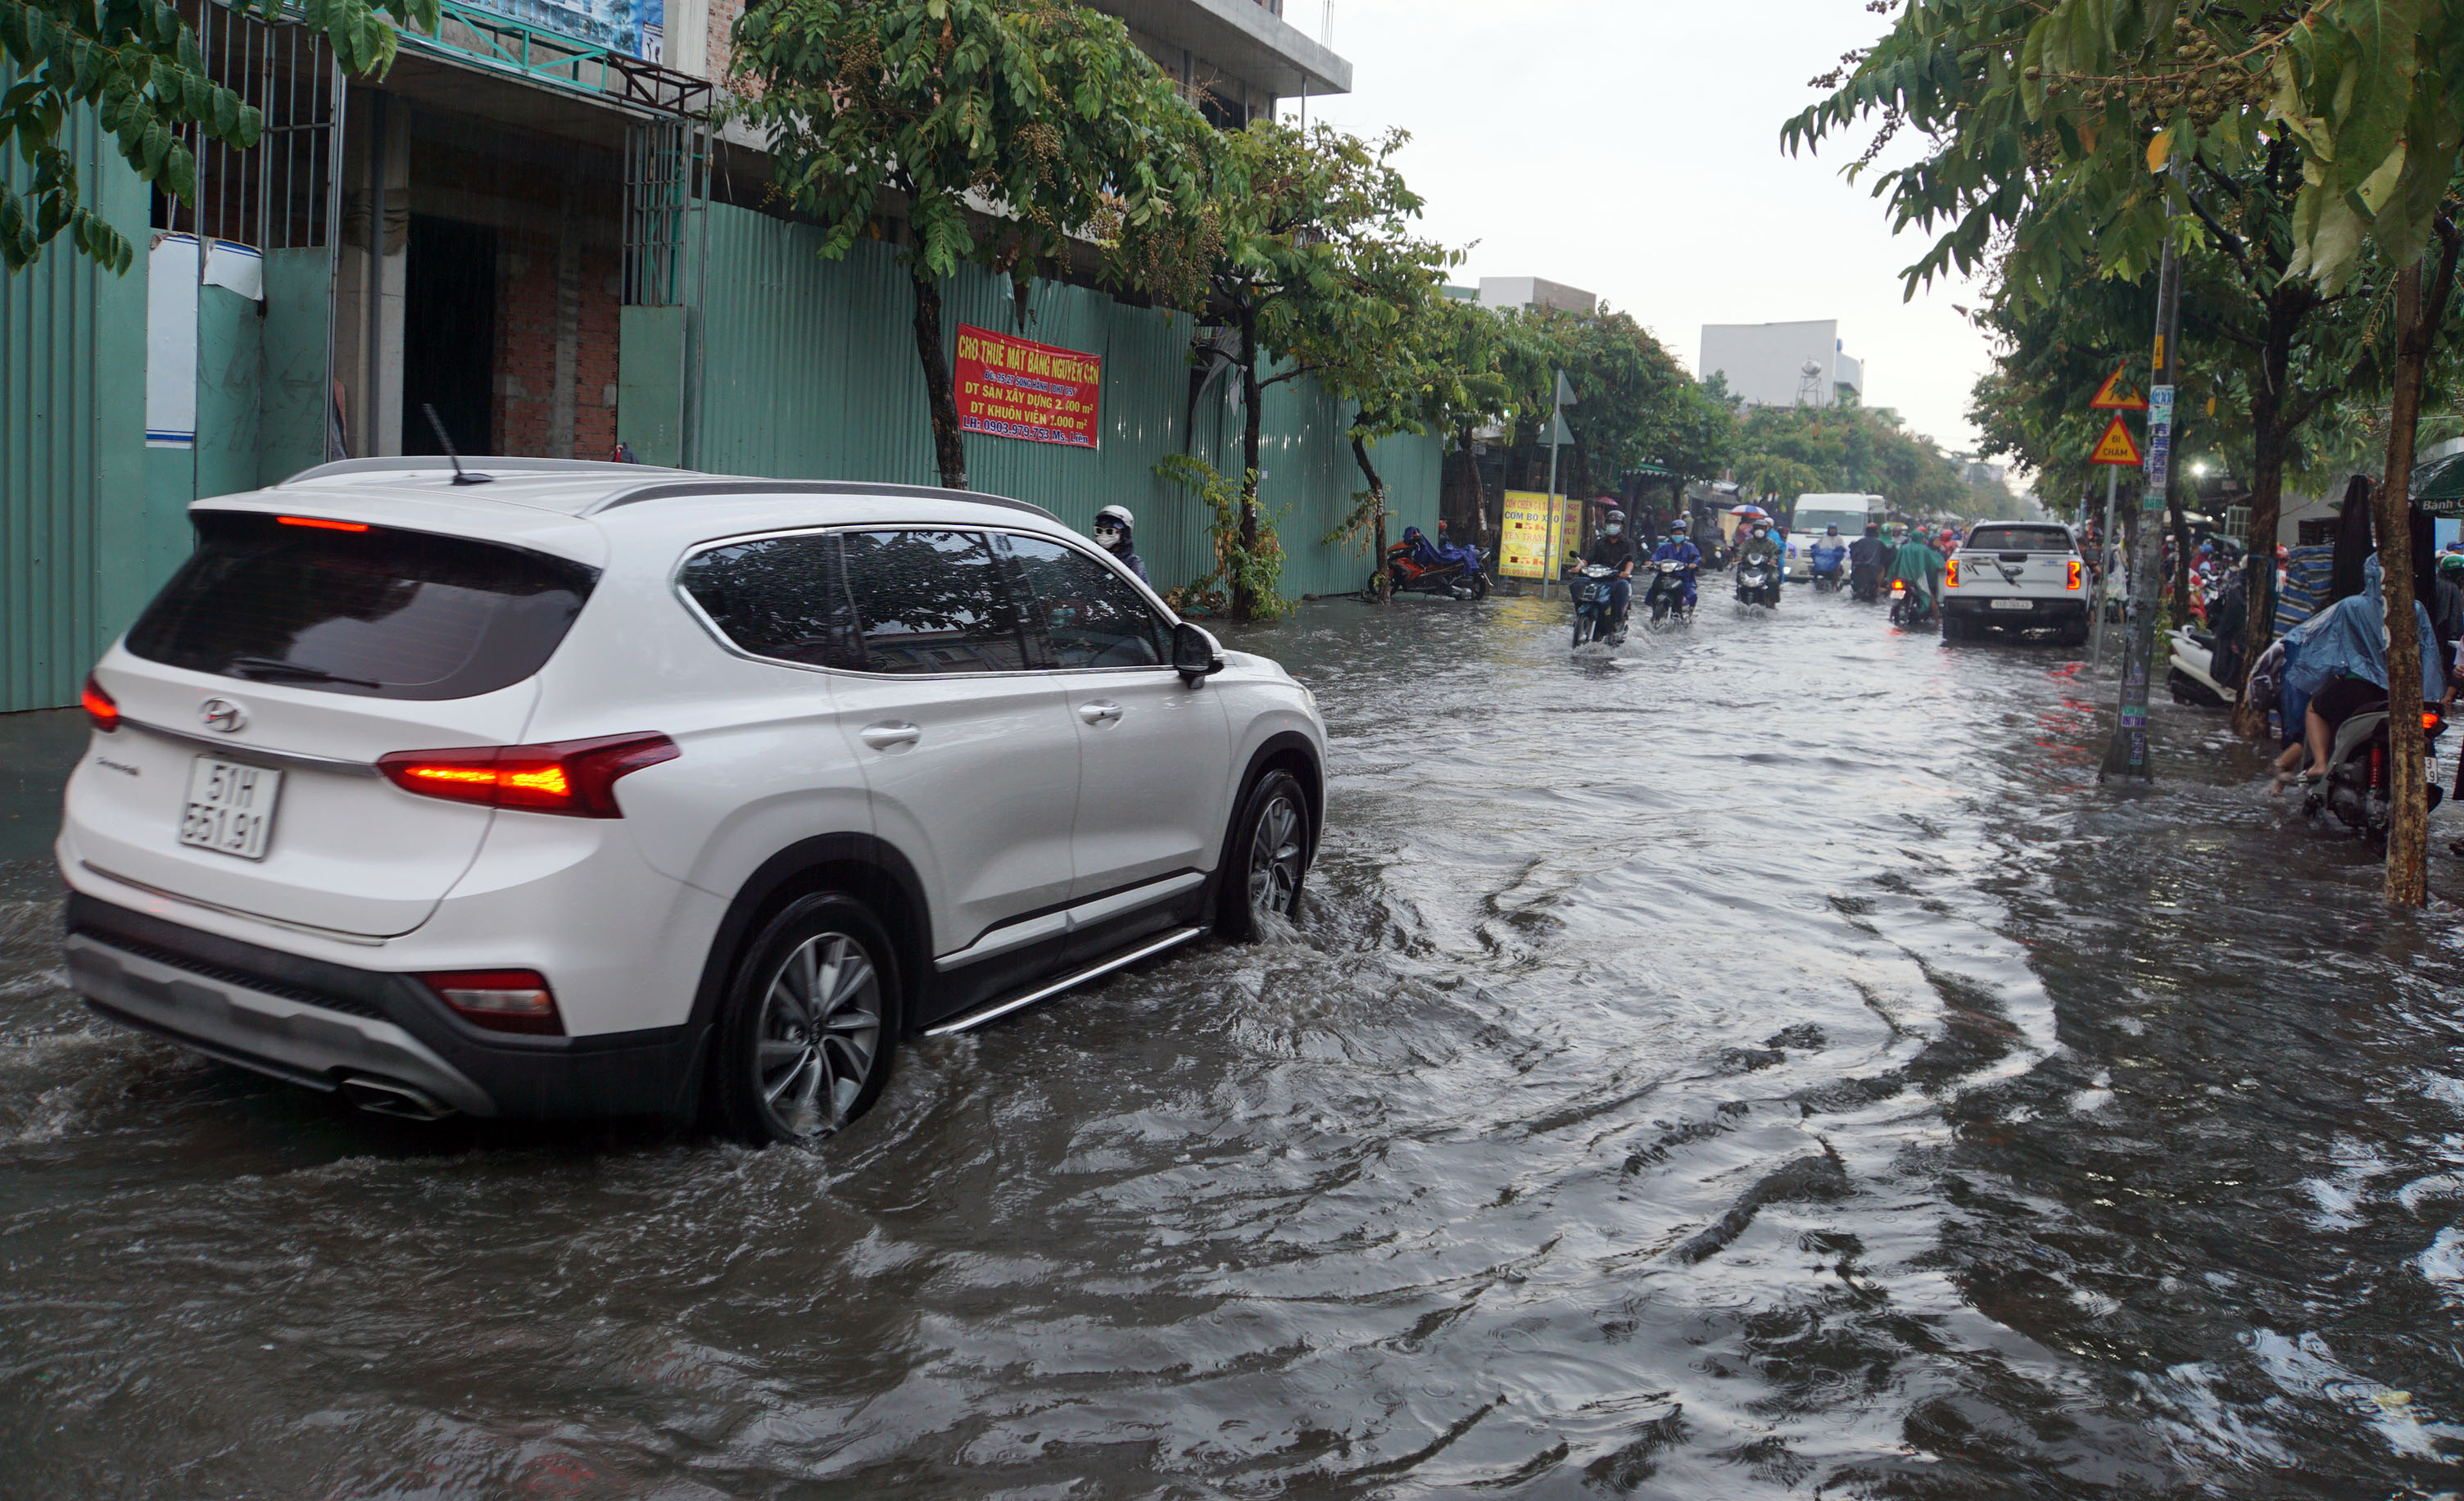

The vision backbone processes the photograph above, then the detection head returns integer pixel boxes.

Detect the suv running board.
[924,927,1207,1037]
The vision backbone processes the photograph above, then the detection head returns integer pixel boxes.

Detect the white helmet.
[1094,506,1135,533]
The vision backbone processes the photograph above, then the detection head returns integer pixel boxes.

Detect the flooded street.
[8,589,2464,1498]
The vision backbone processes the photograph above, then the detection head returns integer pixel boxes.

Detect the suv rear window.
[1967,525,2075,553]
[125,511,599,701]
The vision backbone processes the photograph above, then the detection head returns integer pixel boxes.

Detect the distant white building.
[1699,320,1864,408]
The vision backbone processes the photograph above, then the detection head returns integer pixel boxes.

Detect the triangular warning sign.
[2088,414,2144,465]
[2090,365,2150,411]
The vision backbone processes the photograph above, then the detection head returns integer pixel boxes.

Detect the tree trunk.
[1234,307,1265,623]
[910,265,967,490]
[1351,432,1389,601]
[1457,424,1488,555]
[2230,389,2290,738]
[2377,262,2431,906]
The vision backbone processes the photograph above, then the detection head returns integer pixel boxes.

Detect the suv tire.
[1217,769,1311,941]
[713,892,901,1145]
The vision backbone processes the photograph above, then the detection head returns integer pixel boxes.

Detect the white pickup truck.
[1941,521,2090,644]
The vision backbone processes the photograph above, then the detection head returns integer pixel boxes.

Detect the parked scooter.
[2166,626,2238,708]
[1734,558,1782,609]
[2303,701,2448,845]
[1887,578,1936,629]
[1643,560,1694,627]
[1570,564,1626,648]
[1371,525,1490,601]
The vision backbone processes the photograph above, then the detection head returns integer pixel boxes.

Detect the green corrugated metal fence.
[2,110,152,714]
[691,203,1440,602]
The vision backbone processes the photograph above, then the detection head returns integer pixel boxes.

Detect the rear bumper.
[65,895,700,1121]
[1942,596,2087,622]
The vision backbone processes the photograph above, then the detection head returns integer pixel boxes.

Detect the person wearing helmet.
[1584,508,1640,634]
[2435,551,2464,674]
[1653,515,1703,612]
[1092,505,1148,583]
[1891,524,1947,619]
[1810,524,1849,589]
[1846,519,1890,602]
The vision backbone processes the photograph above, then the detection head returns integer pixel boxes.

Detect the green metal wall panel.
[2,109,152,714]
[258,248,333,486]
[691,202,1442,604]
[618,304,689,466]
[196,283,261,502]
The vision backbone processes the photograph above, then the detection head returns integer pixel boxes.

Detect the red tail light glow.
[2426,711,2444,732]
[378,733,677,818]
[419,968,562,1035]
[277,515,370,532]
[81,675,119,733]
[1945,559,1962,587]
[2068,560,2084,590]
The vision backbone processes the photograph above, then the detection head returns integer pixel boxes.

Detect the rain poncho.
[2282,556,2442,701]
[1891,537,1946,600]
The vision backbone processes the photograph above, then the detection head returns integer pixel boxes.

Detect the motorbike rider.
[1810,524,1849,587]
[1891,524,1947,618]
[1847,519,1890,601]
[2270,554,2444,794]
[1736,518,1784,602]
[1652,516,1704,612]
[1584,508,1640,632]
[1093,504,1149,583]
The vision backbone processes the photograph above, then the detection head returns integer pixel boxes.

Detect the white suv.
[57,459,1325,1144]
[1941,521,2090,644]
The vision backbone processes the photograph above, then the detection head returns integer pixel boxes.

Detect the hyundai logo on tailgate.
[198,697,247,733]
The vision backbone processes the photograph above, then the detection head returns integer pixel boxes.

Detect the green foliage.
[1736,404,1980,519]
[1156,454,1289,620]
[1783,0,2464,293]
[0,0,436,272]
[730,0,1205,293]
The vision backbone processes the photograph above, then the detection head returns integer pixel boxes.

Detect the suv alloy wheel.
[1217,769,1311,941]
[714,893,901,1145]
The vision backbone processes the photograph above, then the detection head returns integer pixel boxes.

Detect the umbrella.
[1729,504,1769,517]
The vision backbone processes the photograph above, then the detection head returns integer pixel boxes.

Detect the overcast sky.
[1279,0,1996,463]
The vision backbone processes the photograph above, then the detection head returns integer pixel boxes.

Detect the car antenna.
[421,404,492,485]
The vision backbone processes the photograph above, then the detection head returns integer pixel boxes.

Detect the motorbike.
[1850,562,1883,603]
[1371,525,1490,601]
[1888,578,1937,629]
[1643,560,1694,626]
[2303,701,2447,846]
[1811,566,1844,594]
[2166,626,2237,708]
[1734,556,1782,608]
[1570,564,1626,648]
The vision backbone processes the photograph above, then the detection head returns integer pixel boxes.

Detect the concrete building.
[1699,320,1864,408]
[1081,0,1351,127]
[1476,277,1598,316]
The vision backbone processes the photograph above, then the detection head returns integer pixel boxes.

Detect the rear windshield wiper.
[225,655,384,688]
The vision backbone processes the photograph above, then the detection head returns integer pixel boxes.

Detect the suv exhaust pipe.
[337,1075,458,1121]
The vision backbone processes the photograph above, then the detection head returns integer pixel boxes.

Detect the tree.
[2,0,433,272]
[732,0,1207,489]
[1189,122,1429,620]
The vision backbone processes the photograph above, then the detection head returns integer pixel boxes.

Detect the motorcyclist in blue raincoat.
[1810,524,1849,587]
[1653,517,1703,610]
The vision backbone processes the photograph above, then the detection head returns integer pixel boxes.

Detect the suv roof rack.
[587,478,1059,521]
[282,456,697,485]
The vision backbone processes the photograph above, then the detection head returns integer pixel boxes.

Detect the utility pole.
[1542,369,1574,601]
[2090,466,2118,664]
[2103,160,2186,782]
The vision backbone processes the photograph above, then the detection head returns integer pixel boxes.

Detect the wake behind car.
[58,459,1325,1144]
[1939,521,2090,644]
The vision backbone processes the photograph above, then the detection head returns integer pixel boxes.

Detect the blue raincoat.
[2282,556,2443,702]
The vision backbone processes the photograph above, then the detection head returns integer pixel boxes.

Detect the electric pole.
[2103,158,2186,782]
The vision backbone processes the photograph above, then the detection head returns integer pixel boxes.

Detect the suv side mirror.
[1172,621,1225,683]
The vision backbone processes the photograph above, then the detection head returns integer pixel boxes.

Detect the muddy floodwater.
[8,589,2464,1499]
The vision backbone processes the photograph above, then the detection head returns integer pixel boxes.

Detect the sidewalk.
[1,710,85,868]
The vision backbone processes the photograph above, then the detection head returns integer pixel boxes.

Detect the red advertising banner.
[955,324,1103,449]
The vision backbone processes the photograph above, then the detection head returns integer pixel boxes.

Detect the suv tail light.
[82,675,119,733]
[419,968,562,1035]
[1945,559,1961,587]
[378,733,678,818]
[2068,560,2083,590]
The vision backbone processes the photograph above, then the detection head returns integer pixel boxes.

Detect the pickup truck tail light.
[378,733,678,818]
[2068,560,2083,590]
[1945,559,1961,587]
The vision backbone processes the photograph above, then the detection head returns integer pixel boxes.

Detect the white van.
[1786,493,1880,582]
